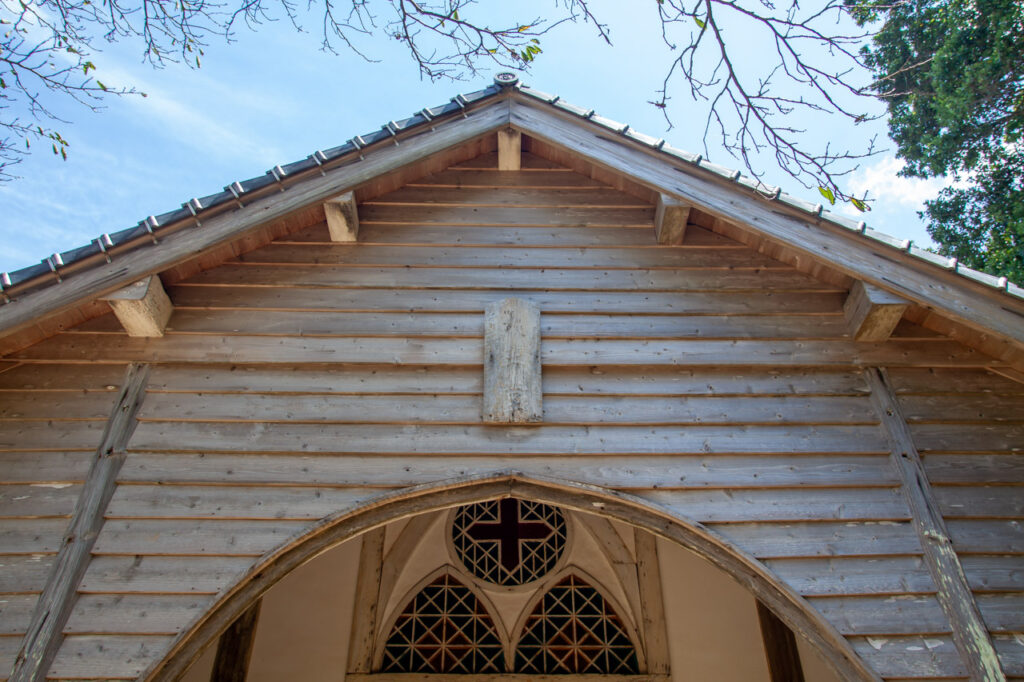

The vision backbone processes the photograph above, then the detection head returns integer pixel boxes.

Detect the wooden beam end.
[324,191,359,242]
[654,194,691,244]
[101,276,172,337]
[844,281,909,342]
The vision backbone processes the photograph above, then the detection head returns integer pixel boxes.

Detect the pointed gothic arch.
[145,473,879,682]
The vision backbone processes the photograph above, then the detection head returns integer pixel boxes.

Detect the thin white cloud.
[840,156,968,216]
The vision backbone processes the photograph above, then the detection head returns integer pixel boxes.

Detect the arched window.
[514,574,639,674]
[381,574,504,673]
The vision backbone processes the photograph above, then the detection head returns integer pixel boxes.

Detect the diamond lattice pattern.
[381,574,504,673]
[514,575,639,674]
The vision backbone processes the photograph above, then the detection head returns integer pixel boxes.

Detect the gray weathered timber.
[510,99,1024,354]
[844,281,909,342]
[210,600,261,682]
[654,194,690,244]
[324,191,359,242]
[866,367,1005,681]
[9,363,150,681]
[483,298,542,423]
[0,97,509,339]
[363,186,648,207]
[356,204,653,226]
[8,336,999,368]
[757,601,805,682]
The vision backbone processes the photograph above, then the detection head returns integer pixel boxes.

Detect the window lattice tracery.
[381,574,504,674]
[514,575,639,675]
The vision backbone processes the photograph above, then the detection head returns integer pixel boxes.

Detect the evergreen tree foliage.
[852,0,1024,282]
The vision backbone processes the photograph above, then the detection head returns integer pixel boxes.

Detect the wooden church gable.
[0,78,1023,682]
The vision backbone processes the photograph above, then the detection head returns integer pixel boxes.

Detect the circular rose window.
[451,499,567,586]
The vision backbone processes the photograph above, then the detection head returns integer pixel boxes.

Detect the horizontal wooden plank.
[92,519,309,555]
[118,453,898,488]
[0,554,56,593]
[0,393,115,420]
[948,519,1024,553]
[356,204,655,226]
[125,422,890,455]
[961,555,1024,592]
[145,365,871,396]
[446,151,568,170]
[79,555,252,594]
[84,310,851,340]
[0,364,128,391]
[365,186,649,207]
[934,486,1024,518]
[911,424,1024,452]
[900,394,1024,423]
[995,636,1024,675]
[710,521,921,558]
[135,393,877,425]
[0,452,92,483]
[849,635,965,677]
[763,556,935,596]
[0,422,107,452]
[0,518,69,554]
[9,336,994,368]
[0,483,81,518]
[107,485,380,520]
[295,222,739,246]
[351,224,662,246]
[887,367,1024,395]
[808,594,950,635]
[0,593,36,634]
[180,266,833,292]
[64,594,214,635]
[640,487,908,523]
[236,243,780,269]
[412,169,604,187]
[0,635,22,678]
[977,593,1024,632]
[924,454,1024,484]
[47,634,174,679]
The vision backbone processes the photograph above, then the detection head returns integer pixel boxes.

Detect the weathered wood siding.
[1,153,1022,680]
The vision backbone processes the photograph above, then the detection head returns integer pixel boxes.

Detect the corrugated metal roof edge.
[2,78,1021,304]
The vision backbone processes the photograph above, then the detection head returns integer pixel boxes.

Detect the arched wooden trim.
[506,566,646,674]
[144,472,880,682]
[372,564,510,672]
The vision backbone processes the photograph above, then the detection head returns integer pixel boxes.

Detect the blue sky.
[0,1,958,274]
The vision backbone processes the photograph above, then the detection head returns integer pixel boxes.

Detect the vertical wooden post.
[483,297,542,423]
[757,601,806,682]
[347,528,386,673]
[10,363,151,682]
[497,128,521,171]
[866,368,1005,682]
[210,600,262,682]
[634,529,670,675]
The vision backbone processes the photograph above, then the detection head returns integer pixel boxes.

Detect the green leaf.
[452,9,458,20]
[97,81,107,91]
[818,186,836,205]
[850,197,868,212]
[60,147,67,161]
[517,25,530,32]
[693,16,705,29]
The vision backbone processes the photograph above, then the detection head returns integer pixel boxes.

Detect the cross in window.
[466,499,553,571]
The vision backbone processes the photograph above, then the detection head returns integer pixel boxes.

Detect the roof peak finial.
[493,72,520,88]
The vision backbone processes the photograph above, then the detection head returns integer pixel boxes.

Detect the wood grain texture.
[346,528,384,674]
[654,194,690,245]
[210,600,260,682]
[866,367,1005,681]
[483,298,542,423]
[101,277,173,338]
[757,601,805,682]
[324,191,359,242]
[844,281,909,343]
[9,363,150,682]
